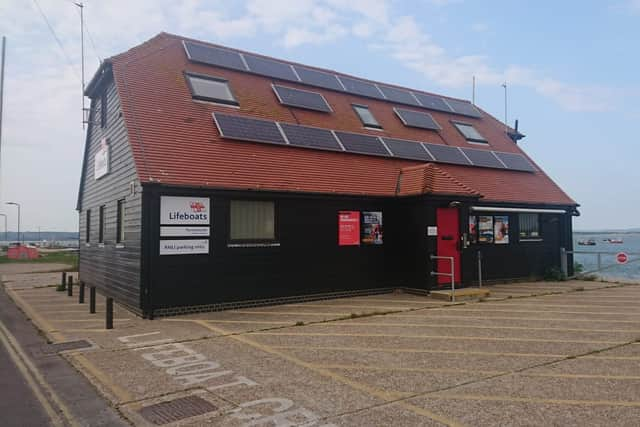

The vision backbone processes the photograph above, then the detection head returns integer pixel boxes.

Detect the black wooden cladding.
[183,40,483,119]
[78,80,143,314]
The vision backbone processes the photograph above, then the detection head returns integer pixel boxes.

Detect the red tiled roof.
[397,164,481,198]
[106,32,576,206]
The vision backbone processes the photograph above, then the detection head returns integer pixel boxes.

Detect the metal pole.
[0,214,6,242]
[106,297,113,329]
[76,2,85,129]
[79,281,85,304]
[0,36,5,189]
[477,251,482,288]
[450,257,455,303]
[597,253,602,272]
[502,82,508,132]
[89,287,96,314]
[560,247,567,278]
[17,203,19,244]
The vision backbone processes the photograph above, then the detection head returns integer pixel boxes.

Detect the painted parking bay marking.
[118,332,335,426]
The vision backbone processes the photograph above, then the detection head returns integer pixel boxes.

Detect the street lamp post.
[6,202,20,244]
[0,213,6,242]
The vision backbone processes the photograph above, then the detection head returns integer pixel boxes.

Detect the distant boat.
[607,238,624,244]
[578,239,596,246]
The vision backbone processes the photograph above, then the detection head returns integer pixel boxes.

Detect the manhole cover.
[139,395,217,425]
[41,340,92,355]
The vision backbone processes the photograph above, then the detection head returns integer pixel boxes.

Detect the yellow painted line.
[203,319,293,325]
[194,320,461,426]
[250,331,623,345]
[6,288,66,342]
[270,345,566,358]
[479,302,640,310]
[310,363,505,376]
[233,310,353,316]
[286,303,422,310]
[524,372,640,380]
[583,355,640,361]
[70,354,134,403]
[416,307,640,317]
[311,321,640,334]
[0,321,71,427]
[430,393,640,408]
[389,313,640,324]
[53,318,131,323]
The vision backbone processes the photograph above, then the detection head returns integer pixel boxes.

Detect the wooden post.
[61,272,67,290]
[106,298,113,329]
[67,275,73,297]
[79,281,85,304]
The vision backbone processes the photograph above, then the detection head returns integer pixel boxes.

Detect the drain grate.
[139,395,217,425]
[41,340,92,355]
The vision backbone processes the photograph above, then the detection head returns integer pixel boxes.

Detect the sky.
[0,0,639,232]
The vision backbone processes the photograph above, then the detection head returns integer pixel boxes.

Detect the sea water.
[573,233,640,281]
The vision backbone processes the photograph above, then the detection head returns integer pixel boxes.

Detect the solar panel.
[279,123,342,151]
[413,93,453,113]
[334,131,389,157]
[494,152,536,172]
[294,66,343,91]
[272,85,331,113]
[378,86,419,106]
[460,148,505,169]
[213,113,286,145]
[423,143,471,166]
[338,77,384,99]
[183,41,247,71]
[244,54,298,81]
[383,138,433,161]
[394,108,441,131]
[446,98,482,118]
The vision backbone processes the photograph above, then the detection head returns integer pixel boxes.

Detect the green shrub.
[544,267,566,281]
[573,262,584,274]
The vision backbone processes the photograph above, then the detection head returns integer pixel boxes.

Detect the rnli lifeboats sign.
[94,139,110,180]
[160,196,211,255]
[160,196,210,225]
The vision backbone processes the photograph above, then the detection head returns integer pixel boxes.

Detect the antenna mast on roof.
[74,2,87,129]
[501,81,508,132]
[472,76,476,105]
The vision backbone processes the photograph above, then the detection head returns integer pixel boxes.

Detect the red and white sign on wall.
[616,252,629,265]
[338,211,360,246]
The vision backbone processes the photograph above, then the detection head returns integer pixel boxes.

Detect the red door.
[436,208,461,285]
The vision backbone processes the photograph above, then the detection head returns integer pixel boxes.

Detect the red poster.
[338,211,360,246]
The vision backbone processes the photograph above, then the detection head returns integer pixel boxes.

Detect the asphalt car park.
[4,274,640,426]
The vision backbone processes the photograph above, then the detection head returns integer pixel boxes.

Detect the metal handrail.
[561,248,640,277]
[430,255,456,302]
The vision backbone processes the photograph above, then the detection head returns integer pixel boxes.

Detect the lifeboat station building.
[78,33,577,317]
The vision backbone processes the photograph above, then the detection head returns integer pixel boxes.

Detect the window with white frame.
[186,73,238,106]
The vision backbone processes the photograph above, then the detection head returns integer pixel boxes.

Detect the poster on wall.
[361,211,383,245]
[160,239,209,255]
[160,226,210,237]
[494,215,509,244]
[478,216,494,243]
[160,196,210,225]
[94,138,110,180]
[468,216,477,244]
[338,211,360,246]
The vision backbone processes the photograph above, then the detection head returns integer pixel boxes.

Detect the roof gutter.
[470,206,567,214]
